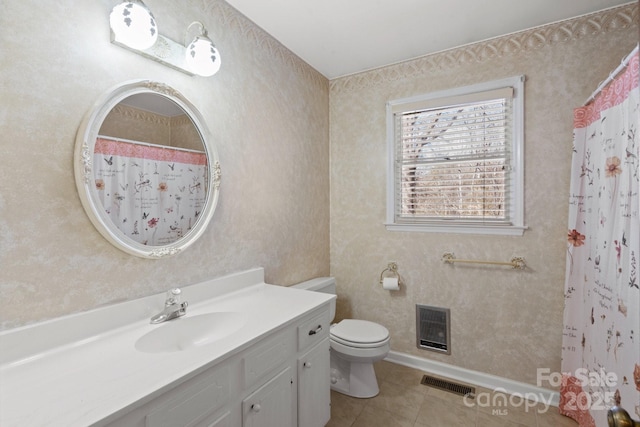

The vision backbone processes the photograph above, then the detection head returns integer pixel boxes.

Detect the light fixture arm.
[185,21,208,45]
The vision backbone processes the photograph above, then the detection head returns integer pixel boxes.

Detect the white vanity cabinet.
[102,359,237,427]
[240,306,331,427]
[0,270,337,427]
[296,310,331,427]
[241,326,296,427]
[102,305,331,427]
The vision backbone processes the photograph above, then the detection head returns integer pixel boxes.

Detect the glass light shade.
[110,1,157,50]
[185,36,221,77]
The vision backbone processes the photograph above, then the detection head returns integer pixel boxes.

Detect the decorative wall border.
[171,115,194,126]
[330,2,638,92]
[111,104,173,127]
[196,1,636,92]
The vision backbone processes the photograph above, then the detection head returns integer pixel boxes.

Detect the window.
[386,76,525,235]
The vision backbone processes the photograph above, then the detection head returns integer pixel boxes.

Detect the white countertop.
[0,268,333,427]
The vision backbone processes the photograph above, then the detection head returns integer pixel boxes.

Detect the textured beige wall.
[171,115,203,151]
[0,0,330,329]
[329,4,638,386]
[2,0,636,389]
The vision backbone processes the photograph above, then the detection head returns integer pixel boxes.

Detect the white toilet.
[292,277,390,398]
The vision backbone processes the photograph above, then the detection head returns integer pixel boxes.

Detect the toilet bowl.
[292,277,390,398]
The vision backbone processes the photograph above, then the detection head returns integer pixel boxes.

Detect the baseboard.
[384,350,559,407]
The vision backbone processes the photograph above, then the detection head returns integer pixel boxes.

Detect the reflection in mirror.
[74,80,220,258]
[95,95,207,246]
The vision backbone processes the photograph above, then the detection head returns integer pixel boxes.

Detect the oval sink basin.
[135,312,247,353]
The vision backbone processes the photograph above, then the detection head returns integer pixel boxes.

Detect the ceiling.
[225,0,634,79]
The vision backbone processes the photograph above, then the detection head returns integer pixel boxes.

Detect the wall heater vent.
[416,304,451,354]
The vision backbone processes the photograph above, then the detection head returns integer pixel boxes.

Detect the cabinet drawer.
[297,310,330,351]
[243,330,293,389]
[146,367,229,427]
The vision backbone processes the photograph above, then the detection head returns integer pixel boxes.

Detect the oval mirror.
[74,80,220,258]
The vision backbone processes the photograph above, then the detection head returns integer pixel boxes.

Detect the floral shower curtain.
[93,137,208,246]
[560,48,639,427]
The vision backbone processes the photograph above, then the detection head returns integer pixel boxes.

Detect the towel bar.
[441,252,526,269]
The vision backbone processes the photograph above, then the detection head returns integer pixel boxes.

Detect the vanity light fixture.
[184,22,221,77]
[109,1,157,50]
[109,1,221,77]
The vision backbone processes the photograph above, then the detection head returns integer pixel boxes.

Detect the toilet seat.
[330,319,389,348]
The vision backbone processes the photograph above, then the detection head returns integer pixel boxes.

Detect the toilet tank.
[291,277,336,321]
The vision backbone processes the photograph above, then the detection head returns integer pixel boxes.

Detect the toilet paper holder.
[379,262,400,285]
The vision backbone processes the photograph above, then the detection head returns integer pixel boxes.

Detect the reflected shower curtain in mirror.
[93,137,208,246]
[561,48,639,427]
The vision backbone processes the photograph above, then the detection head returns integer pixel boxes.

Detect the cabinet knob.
[251,403,261,413]
[303,361,312,369]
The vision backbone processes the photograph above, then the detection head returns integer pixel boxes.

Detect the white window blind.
[386,76,525,235]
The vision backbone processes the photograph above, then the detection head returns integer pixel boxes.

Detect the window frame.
[385,76,526,235]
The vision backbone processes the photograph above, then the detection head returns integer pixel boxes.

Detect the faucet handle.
[166,288,181,305]
[179,300,188,314]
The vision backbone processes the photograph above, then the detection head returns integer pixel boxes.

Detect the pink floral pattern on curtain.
[561,50,639,427]
[93,138,208,246]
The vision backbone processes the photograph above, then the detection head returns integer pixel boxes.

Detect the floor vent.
[420,375,475,398]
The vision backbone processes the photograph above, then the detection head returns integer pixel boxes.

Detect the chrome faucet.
[150,288,188,324]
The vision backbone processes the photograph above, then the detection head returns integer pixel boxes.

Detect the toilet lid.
[330,319,389,344]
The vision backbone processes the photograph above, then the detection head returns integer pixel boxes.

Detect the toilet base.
[330,354,380,398]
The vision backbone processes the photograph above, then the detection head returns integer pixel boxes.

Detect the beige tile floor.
[326,361,578,427]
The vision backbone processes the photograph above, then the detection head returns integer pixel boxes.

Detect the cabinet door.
[201,411,230,427]
[298,338,330,427]
[242,367,293,427]
[145,366,230,427]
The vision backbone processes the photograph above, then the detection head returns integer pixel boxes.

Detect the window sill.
[384,223,527,236]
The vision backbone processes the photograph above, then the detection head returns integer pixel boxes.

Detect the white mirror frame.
[74,80,221,259]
